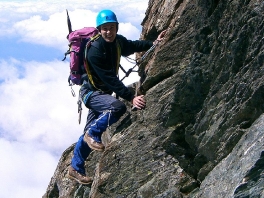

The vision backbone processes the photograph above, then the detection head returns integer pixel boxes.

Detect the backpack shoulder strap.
[83,34,100,90]
[90,38,100,49]
[116,39,121,74]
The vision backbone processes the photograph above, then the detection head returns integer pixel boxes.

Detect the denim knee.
[111,100,127,118]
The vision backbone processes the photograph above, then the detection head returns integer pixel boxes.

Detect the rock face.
[43,0,264,197]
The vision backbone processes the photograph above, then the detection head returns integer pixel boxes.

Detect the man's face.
[100,22,117,42]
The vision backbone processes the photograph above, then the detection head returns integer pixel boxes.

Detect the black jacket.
[85,34,153,101]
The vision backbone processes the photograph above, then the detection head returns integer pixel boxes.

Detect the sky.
[0,0,149,197]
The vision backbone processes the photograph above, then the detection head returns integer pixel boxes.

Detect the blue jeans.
[71,90,127,174]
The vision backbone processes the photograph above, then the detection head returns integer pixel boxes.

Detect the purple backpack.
[66,27,99,85]
[62,10,99,86]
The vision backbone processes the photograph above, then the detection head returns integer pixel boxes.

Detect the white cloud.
[0,58,87,197]
[0,0,148,197]
[0,0,148,49]
[119,22,141,40]
[0,59,85,152]
[0,138,58,198]
[12,9,144,51]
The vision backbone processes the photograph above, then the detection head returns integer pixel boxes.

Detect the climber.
[68,9,167,184]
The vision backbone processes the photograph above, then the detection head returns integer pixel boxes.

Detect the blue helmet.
[96,10,118,28]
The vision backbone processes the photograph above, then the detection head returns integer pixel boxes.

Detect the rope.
[140,43,158,63]
[124,56,137,64]
[120,42,159,81]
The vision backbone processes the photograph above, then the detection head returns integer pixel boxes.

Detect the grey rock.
[43,0,264,197]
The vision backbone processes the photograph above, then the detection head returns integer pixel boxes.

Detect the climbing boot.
[84,132,105,152]
[68,166,93,185]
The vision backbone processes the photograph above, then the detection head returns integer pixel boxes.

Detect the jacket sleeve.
[117,35,153,56]
[88,47,135,102]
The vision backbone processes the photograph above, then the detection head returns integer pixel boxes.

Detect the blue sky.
[0,0,148,197]
[0,39,62,61]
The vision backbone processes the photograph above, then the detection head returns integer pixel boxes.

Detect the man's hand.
[157,30,167,41]
[132,95,146,110]
[153,30,167,45]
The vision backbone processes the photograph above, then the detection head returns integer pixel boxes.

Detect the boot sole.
[67,173,93,185]
[84,134,105,152]
[86,142,105,152]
